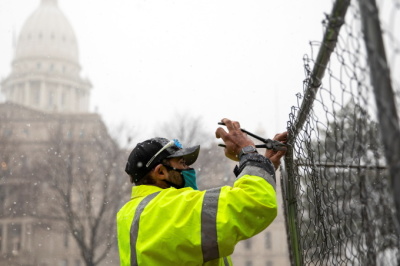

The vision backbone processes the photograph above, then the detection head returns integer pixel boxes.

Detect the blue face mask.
[181,168,198,190]
[162,164,198,190]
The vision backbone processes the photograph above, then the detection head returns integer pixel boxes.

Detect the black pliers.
[217,122,287,151]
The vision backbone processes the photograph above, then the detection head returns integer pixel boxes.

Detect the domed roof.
[14,0,79,65]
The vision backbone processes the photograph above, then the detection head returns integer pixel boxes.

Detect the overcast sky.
[0,0,332,141]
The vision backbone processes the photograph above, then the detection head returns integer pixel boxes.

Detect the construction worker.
[117,118,287,265]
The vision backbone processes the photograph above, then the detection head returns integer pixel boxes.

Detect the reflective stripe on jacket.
[117,165,277,265]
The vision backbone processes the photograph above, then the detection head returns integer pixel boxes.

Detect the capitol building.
[0,1,122,265]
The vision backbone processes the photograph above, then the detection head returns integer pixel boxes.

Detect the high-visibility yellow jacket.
[117,161,277,266]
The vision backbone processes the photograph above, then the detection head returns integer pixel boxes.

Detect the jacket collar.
[131,185,164,200]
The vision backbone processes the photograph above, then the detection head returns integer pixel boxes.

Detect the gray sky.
[0,0,332,141]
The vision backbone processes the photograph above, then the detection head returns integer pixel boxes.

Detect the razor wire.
[282,0,400,265]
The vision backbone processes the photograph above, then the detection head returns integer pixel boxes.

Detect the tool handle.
[218,144,266,148]
[217,122,287,151]
[218,122,270,143]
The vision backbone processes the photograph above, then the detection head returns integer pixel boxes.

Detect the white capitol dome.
[15,0,79,66]
[1,0,91,113]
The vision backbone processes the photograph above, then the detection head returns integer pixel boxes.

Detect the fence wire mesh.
[283,0,400,265]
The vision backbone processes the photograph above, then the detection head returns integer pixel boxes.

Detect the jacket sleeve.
[215,153,278,257]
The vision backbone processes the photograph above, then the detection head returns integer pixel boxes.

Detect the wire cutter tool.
[217,122,287,151]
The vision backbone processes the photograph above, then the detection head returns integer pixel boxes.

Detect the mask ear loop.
[162,163,194,173]
[161,164,186,189]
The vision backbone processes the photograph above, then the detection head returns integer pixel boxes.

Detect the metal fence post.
[358,0,400,234]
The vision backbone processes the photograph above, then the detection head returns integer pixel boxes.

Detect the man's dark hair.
[132,172,156,185]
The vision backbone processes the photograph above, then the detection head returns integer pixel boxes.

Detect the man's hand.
[215,118,255,161]
[265,131,288,170]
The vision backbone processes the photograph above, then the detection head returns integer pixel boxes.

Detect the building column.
[24,81,30,106]
[23,222,32,252]
[40,80,46,110]
[2,223,7,253]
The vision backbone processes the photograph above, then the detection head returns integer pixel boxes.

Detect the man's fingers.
[232,121,241,129]
[276,150,286,157]
[215,127,227,139]
[221,118,235,131]
[271,150,286,161]
[220,118,241,131]
[267,148,286,160]
[273,131,288,142]
[217,118,243,139]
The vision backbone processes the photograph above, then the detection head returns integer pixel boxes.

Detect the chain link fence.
[282,0,400,265]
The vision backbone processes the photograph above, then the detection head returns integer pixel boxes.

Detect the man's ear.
[152,164,168,180]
